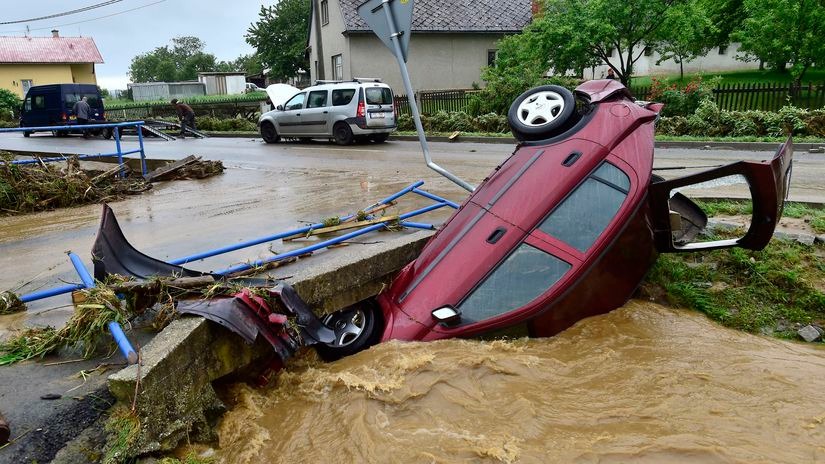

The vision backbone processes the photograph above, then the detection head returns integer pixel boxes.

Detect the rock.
[798,325,822,343]
[816,235,825,244]
[773,231,816,246]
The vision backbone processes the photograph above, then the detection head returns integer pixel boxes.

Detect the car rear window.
[537,162,630,252]
[457,244,571,324]
[365,87,393,105]
[331,89,356,106]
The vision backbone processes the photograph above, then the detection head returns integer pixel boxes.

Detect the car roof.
[301,81,392,93]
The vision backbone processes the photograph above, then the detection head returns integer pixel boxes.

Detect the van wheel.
[370,133,389,143]
[315,302,382,361]
[103,128,114,140]
[508,85,576,142]
[23,131,31,138]
[260,121,279,144]
[333,123,353,145]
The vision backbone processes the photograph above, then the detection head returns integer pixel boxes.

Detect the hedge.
[397,111,509,133]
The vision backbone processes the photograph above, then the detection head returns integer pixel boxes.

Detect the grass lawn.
[631,68,825,87]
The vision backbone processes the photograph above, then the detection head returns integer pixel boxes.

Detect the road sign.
[357,0,414,62]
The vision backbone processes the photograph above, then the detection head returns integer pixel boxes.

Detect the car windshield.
[365,87,393,105]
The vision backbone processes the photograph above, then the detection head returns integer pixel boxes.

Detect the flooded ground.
[213,301,825,464]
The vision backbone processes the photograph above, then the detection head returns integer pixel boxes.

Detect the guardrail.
[0,121,148,176]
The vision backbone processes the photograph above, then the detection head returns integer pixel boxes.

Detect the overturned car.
[93,80,793,362]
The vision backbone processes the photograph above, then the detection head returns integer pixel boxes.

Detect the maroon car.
[315,80,793,359]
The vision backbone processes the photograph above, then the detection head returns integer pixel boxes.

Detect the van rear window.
[365,88,393,105]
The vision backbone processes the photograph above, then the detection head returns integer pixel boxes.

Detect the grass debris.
[103,407,141,464]
[0,290,25,315]
[695,199,825,234]
[0,152,150,215]
[644,236,825,338]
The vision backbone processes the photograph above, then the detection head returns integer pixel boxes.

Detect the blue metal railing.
[0,121,148,176]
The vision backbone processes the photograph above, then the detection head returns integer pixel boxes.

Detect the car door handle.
[486,227,507,244]
[323,111,329,114]
[296,113,301,116]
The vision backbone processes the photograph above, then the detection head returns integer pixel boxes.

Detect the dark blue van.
[20,84,107,137]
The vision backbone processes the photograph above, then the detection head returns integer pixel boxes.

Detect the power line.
[0,0,126,25]
[0,0,167,34]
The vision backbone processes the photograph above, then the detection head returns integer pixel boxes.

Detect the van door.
[276,92,306,136]
[301,90,330,135]
[363,86,395,128]
[23,92,50,127]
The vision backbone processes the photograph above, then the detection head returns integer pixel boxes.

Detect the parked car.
[258,78,397,145]
[19,84,109,137]
[245,82,263,93]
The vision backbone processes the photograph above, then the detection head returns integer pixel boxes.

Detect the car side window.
[32,95,46,110]
[284,93,305,111]
[457,244,571,324]
[331,89,356,106]
[307,90,328,109]
[64,93,78,111]
[537,162,630,252]
[24,97,31,111]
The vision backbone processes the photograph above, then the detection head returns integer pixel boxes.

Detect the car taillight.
[357,101,365,118]
[61,112,67,121]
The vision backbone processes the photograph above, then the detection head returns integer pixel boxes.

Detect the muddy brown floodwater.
[211,301,825,464]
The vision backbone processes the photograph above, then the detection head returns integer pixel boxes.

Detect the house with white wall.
[307,0,532,92]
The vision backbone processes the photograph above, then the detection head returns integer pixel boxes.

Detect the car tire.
[23,131,31,138]
[315,302,383,361]
[370,133,389,143]
[104,128,114,140]
[260,121,279,144]
[333,122,354,145]
[507,85,576,142]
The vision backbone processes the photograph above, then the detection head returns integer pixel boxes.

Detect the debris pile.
[143,155,224,182]
[0,152,150,215]
[0,291,24,315]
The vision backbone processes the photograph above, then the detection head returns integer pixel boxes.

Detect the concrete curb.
[107,231,433,457]
[203,131,824,152]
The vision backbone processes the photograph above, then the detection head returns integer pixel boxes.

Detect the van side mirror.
[276,105,284,111]
[432,307,461,326]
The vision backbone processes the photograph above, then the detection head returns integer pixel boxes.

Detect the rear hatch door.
[363,86,396,128]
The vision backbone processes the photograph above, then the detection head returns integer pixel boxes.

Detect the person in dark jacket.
[171,99,196,138]
[72,96,91,138]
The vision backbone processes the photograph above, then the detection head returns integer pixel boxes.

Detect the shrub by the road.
[196,116,257,132]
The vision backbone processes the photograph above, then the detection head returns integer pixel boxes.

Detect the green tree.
[0,88,19,120]
[698,0,745,46]
[734,0,825,84]
[654,0,717,79]
[491,0,687,87]
[128,36,219,82]
[245,0,310,81]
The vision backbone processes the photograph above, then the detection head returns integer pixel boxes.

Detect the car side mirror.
[432,307,461,326]
[276,105,284,111]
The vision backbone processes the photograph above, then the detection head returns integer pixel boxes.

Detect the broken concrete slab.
[773,231,817,246]
[798,325,822,343]
[107,231,433,457]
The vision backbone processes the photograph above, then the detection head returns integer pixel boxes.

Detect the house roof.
[339,0,532,33]
[0,36,104,64]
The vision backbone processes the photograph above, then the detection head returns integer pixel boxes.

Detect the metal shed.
[197,72,246,95]
[128,82,206,102]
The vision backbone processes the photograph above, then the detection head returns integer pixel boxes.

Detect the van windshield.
[365,88,393,105]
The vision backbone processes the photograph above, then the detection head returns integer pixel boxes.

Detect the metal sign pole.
[372,0,475,192]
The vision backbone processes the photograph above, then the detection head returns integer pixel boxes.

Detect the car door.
[276,92,306,136]
[301,90,330,135]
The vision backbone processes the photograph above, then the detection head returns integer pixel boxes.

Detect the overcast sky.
[1,0,273,90]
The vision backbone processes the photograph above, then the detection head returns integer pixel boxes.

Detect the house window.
[537,162,630,252]
[332,54,343,81]
[487,49,498,67]
[608,48,615,58]
[644,46,653,57]
[21,79,33,95]
[321,0,329,26]
[718,45,728,55]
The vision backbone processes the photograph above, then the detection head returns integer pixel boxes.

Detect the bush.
[657,99,825,138]
[649,76,716,117]
[195,116,257,132]
[396,112,509,134]
[0,88,19,121]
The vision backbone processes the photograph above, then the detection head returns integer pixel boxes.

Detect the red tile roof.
[0,36,103,64]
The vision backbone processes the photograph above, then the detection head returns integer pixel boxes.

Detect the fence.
[395,89,476,117]
[631,82,825,112]
[105,96,266,121]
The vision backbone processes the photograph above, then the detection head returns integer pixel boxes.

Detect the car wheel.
[315,303,382,361]
[260,121,279,144]
[23,131,31,138]
[333,122,354,145]
[507,85,576,142]
[370,133,389,143]
[104,128,114,140]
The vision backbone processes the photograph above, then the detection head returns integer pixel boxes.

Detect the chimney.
[51,30,59,38]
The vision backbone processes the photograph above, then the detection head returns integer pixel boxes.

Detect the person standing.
[72,96,91,139]
[171,99,196,139]
[606,68,617,80]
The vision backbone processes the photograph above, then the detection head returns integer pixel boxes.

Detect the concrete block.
[798,325,822,343]
[107,231,433,456]
[773,231,816,246]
